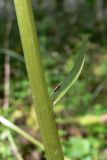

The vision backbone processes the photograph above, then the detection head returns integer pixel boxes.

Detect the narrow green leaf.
[51,36,88,105]
[0,48,24,62]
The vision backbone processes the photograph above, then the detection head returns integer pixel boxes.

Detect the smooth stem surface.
[14,0,64,160]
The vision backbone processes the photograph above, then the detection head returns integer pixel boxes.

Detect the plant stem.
[0,116,44,150]
[14,0,64,160]
[4,131,24,160]
[0,117,70,160]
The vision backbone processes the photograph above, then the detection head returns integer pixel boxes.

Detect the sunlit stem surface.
[14,0,64,160]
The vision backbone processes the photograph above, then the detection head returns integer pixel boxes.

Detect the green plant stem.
[0,116,44,150]
[56,115,101,126]
[14,0,64,160]
[0,48,24,62]
[4,131,24,160]
[0,117,70,160]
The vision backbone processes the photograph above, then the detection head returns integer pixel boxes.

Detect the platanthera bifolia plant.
[0,1,88,160]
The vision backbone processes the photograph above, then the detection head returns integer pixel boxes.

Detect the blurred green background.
[0,0,107,160]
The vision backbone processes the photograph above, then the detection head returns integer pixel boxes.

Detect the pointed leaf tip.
[51,36,88,105]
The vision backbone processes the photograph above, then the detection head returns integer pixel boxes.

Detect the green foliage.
[63,137,99,160]
[0,134,15,160]
[0,0,107,159]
